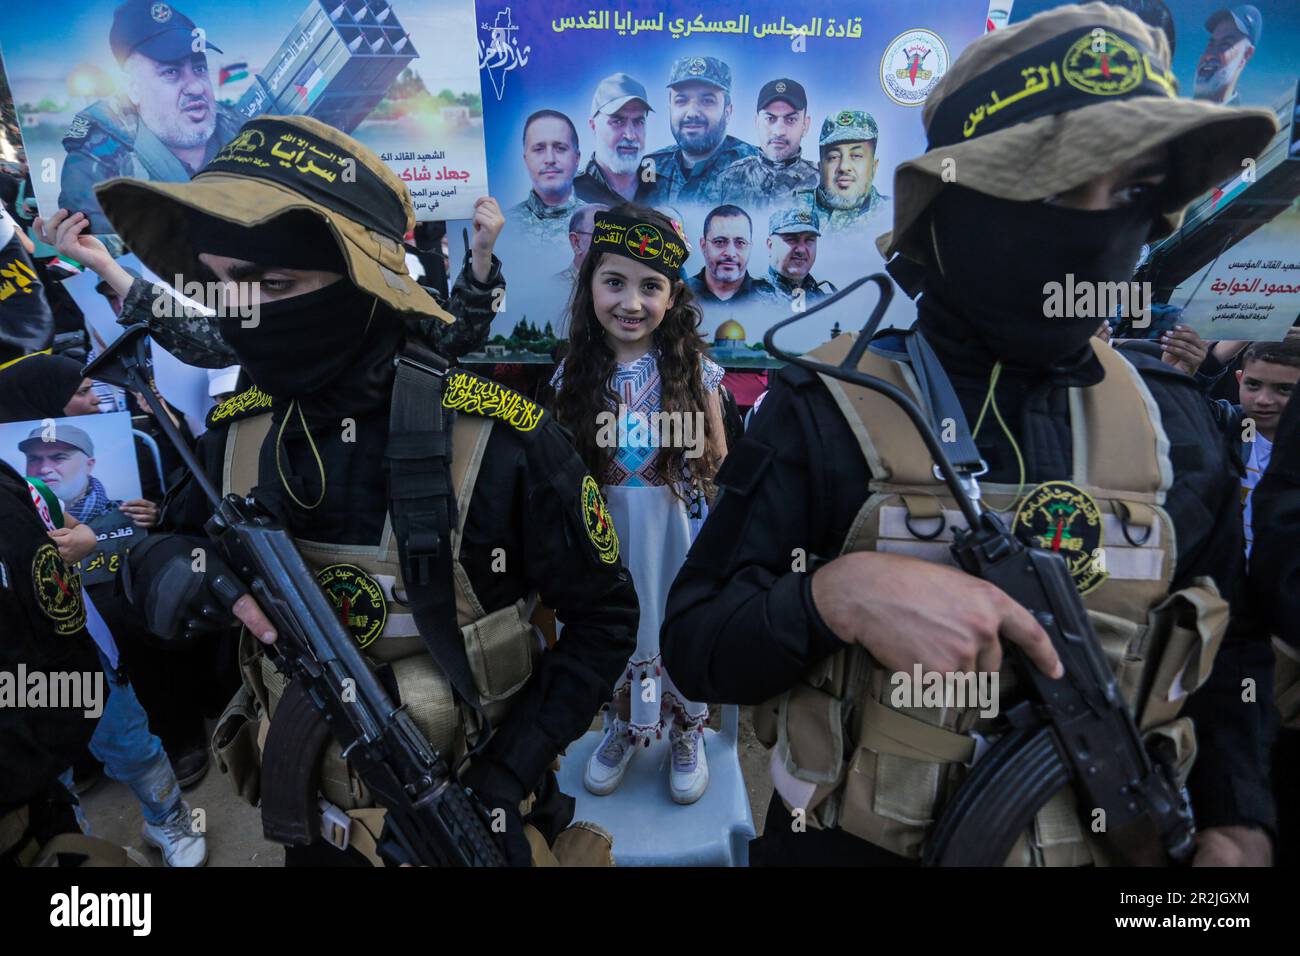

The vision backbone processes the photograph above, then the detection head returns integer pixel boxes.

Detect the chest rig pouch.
[757,326,1228,866]
[210,344,540,860]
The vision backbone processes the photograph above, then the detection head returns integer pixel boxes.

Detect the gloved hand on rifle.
[124,534,278,645]
[461,757,534,867]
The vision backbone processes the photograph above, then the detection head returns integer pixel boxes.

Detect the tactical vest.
[754,336,1229,866]
[211,390,540,859]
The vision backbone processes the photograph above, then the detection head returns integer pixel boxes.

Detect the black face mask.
[218,280,380,399]
[923,185,1155,370]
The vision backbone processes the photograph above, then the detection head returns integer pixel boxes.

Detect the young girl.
[552,205,727,805]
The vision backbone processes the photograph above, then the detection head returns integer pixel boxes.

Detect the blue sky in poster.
[1,1,478,95]
[1007,0,1300,108]
[475,0,991,349]
[0,0,486,220]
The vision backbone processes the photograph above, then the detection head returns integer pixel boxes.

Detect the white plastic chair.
[557,703,755,866]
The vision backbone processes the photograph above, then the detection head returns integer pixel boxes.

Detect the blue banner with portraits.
[472,1,991,361]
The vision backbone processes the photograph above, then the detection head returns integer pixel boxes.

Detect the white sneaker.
[141,803,208,867]
[584,718,636,795]
[669,726,709,805]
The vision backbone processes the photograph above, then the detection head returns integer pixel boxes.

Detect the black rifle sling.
[385,342,485,725]
[900,329,984,477]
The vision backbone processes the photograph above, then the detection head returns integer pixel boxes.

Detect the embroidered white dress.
[552,348,723,743]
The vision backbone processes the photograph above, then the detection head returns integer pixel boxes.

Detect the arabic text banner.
[0,0,487,231]
[1171,202,1300,341]
[472,0,990,360]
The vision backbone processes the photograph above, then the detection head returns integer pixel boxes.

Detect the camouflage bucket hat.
[877,2,1278,261]
[94,115,455,323]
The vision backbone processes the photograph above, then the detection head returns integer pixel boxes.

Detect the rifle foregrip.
[424,783,510,867]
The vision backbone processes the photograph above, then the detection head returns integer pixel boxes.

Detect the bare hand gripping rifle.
[85,325,507,866]
[763,276,1195,866]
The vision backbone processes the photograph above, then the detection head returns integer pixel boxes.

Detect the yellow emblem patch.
[32,543,86,635]
[580,476,619,565]
[1013,481,1107,595]
[1062,30,1143,96]
[316,563,387,649]
[442,371,544,432]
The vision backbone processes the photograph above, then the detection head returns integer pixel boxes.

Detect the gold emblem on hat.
[215,128,265,162]
[775,81,787,93]
[151,3,172,23]
[688,57,707,75]
[1062,30,1143,96]
[837,111,854,125]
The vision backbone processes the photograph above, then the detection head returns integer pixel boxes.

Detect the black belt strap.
[385,341,485,727]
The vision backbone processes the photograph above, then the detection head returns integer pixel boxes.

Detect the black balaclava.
[919,184,1156,371]
[0,353,87,423]
[194,209,403,406]
[217,279,395,402]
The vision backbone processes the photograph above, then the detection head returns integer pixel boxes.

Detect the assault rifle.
[763,276,1195,866]
[85,324,507,866]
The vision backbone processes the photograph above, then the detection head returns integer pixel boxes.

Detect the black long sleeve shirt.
[139,264,636,808]
[663,338,1275,837]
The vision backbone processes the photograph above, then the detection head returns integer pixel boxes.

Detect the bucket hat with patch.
[95,114,455,323]
[877,2,1278,261]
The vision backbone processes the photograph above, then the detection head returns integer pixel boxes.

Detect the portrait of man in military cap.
[642,56,757,206]
[1194,5,1262,105]
[707,78,818,210]
[812,109,891,234]
[573,73,655,206]
[764,206,835,305]
[508,109,585,241]
[58,0,243,235]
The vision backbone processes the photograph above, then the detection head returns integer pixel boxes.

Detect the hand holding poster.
[0,0,488,233]
[0,412,146,586]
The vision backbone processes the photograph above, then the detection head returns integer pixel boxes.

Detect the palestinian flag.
[220,62,249,86]
[1210,167,1253,209]
[292,61,327,104]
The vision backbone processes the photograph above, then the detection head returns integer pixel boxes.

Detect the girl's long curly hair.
[554,203,721,501]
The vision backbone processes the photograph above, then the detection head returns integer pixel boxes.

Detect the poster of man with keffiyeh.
[0,412,145,586]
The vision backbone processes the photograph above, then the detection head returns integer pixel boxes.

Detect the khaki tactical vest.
[754,336,1229,866]
[210,388,541,859]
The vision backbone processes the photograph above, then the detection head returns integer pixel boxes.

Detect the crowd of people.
[1,2,1298,871]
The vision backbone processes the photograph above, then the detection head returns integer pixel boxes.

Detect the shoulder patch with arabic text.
[442,369,544,433]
